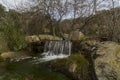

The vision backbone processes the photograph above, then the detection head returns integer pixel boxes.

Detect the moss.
[49,54,90,80]
[3,24,26,51]
[0,56,4,62]
[68,55,89,80]
[3,60,70,80]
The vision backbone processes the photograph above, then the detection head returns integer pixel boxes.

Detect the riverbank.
[0,58,71,80]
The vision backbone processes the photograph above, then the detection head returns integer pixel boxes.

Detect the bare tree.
[67,0,90,31]
[52,0,69,36]
[93,0,97,14]
[26,0,70,36]
[108,0,120,41]
[28,0,56,35]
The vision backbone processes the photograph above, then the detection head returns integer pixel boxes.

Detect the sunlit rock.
[95,41,120,80]
[26,35,61,43]
[25,35,39,43]
[69,30,85,41]
[0,51,31,60]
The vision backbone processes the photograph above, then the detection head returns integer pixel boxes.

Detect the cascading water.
[32,40,72,63]
[43,40,72,59]
[44,41,72,55]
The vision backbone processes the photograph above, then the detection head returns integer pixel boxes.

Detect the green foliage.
[3,25,26,51]
[0,32,9,53]
[0,10,26,51]
[1,60,70,80]
[50,54,89,80]
[0,4,5,17]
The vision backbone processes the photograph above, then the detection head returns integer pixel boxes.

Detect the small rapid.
[32,40,72,63]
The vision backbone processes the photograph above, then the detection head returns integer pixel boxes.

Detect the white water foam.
[32,40,72,64]
[41,52,69,61]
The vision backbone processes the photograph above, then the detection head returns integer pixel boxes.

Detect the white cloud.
[0,0,29,10]
[0,0,120,10]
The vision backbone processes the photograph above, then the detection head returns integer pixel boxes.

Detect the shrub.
[0,10,27,51]
[3,25,26,51]
[49,54,90,80]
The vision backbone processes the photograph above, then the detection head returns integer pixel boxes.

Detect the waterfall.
[42,40,72,61]
[44,41,72,55]
[32,40,72,63]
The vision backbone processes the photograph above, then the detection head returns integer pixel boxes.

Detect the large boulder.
[25,35,61,53]
[69,31,85,41]
[0,51,31,60]
[95,41,120,80]
[63,33,69,40]
[38,35,61,40]
[25,35,39,43]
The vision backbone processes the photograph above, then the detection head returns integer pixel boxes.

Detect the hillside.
[0,1,120,80]
[61,8,120,42]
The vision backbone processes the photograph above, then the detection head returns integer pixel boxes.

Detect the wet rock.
[28,41,45,53]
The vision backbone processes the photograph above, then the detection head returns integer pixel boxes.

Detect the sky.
[0,0,24,8]
[0,0,120,10]
[0,0,120,19]
[0,0,32,11]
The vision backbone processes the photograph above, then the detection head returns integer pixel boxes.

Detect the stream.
[0,40,72,80]
[0,58,71,80]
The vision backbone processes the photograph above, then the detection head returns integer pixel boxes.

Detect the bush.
[0,10,27,51]
[49,54,90,80]
[0,32,9,53]
[3,26,26,51]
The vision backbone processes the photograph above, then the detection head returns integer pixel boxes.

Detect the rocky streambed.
[0,40,120,80]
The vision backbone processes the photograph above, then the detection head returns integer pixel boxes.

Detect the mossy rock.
[49,54,90,80]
